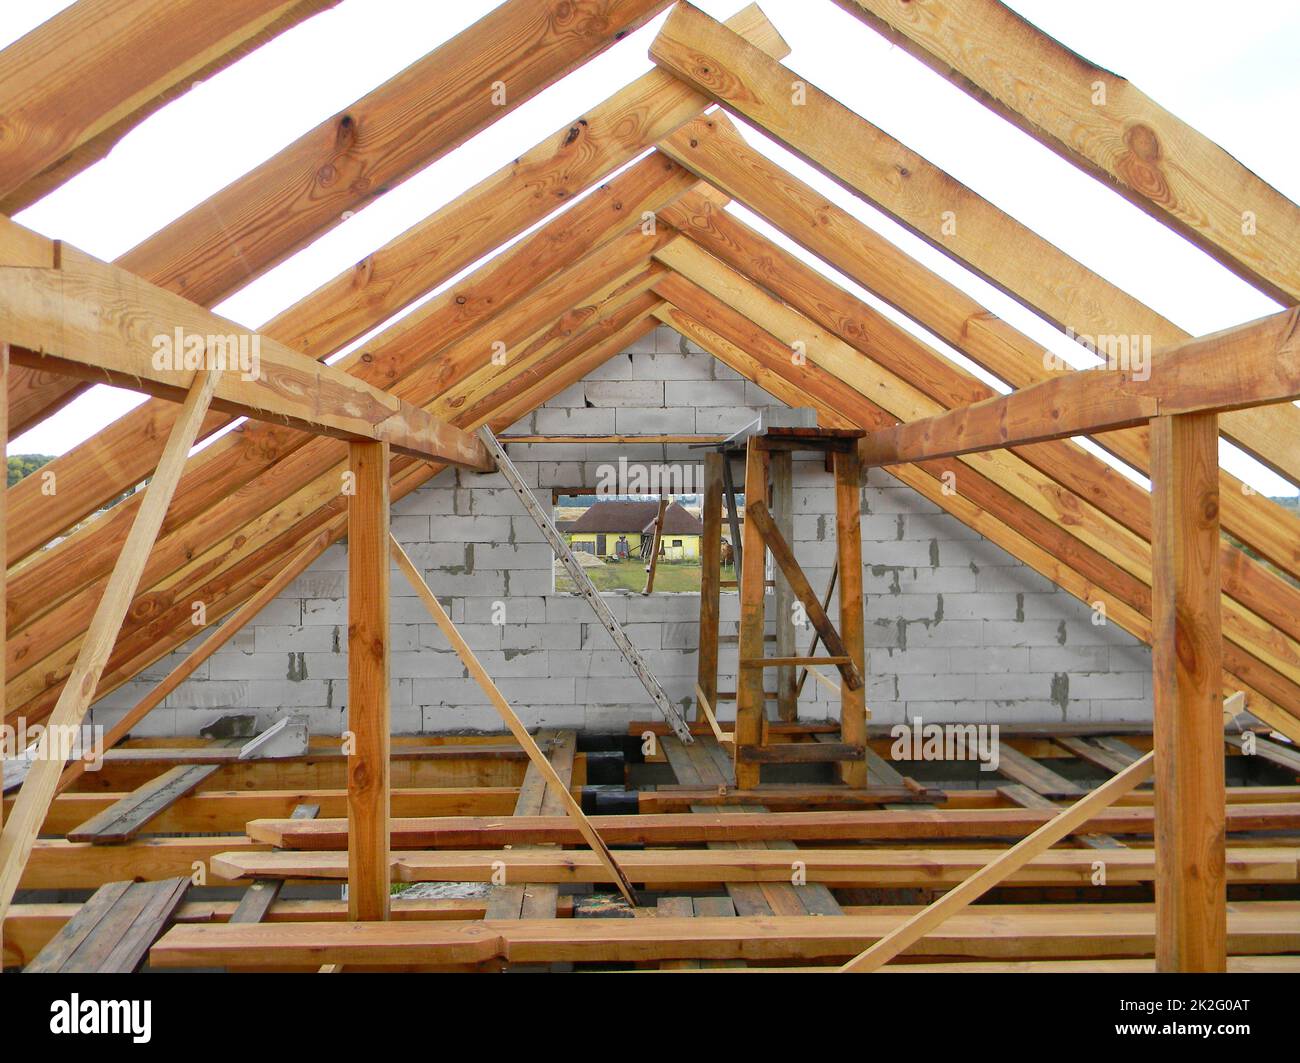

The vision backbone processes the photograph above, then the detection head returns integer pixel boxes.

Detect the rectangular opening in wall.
[551,488,741,595]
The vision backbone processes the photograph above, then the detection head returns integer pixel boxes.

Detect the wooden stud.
[834,447,868,787]
[735,440,771,788]
[642,496,670,594]
[696,452,725,721]
[770,451,797,721]
[346,441,391,922]
[1151,412,1226,971]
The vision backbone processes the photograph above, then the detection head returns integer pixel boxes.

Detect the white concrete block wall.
[90,326,1153,736]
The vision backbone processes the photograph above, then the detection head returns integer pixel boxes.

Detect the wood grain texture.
[1151,412,1226,971]
[346,441,391,921]
[0,0,338,210]
[831,0,1300,304]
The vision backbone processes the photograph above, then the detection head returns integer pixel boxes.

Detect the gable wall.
[89,327,1153,738]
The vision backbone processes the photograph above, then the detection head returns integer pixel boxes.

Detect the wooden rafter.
[830,0,1300,304]
[0,0,339,213]
[649,6,1300,489]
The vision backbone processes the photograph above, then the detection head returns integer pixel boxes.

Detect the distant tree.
[8,453,54,487]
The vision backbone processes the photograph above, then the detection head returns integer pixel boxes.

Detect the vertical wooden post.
[642,496,670,595]
[0,344,7,964]
[771,451,797,721]
[1151,411,1225,971]
[347,440,391,921]
[696,452,724,722]
[735,440,770,788]
[834,447,868,788]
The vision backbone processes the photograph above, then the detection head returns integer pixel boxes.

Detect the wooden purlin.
[476,427,694,743]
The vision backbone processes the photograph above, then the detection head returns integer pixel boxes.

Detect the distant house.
[565,499,705,560]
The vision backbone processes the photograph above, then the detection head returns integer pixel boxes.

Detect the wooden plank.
[1057,736,1137,777]
[998,785,1125,852]
[144,904,1300,969]
[829,0,1300,304]
[735,441,771,789]
[229,804,318,924]
[839,753,1156,971]
[391,537,637,906]
[485,730,575,923]
[248,801,1300,848]
[0,0,338,210]
[0,369,219,929]
[696,452,724,720]
[204,838,1300,889]
[858,307,1300,465]
[26,876,188,973]
[0,228,492,467]
[994,745,1084,800]
[736,743,864,764]
[1225,733,1300,777]
[477,426,691,742]
[745,498,863,690]
[347,441,391,922]
[1152,411,1226,972]
[66,764,220,843]
[642,496,670,594]
[834,446,868,787]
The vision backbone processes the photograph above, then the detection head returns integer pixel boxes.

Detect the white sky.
[4,0,1298,495]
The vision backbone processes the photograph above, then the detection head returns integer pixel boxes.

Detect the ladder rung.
[739,656,851,668]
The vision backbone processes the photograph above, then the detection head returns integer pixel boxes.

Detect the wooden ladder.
[477,427,693,743]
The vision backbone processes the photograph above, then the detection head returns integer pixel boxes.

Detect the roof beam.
[0,223,491,467]
[858,308,1300,466]
[830,0,1300,304]
[0,0,339,212]
[649,5,1300,487]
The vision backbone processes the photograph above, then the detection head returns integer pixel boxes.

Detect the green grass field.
[554,559,725,594]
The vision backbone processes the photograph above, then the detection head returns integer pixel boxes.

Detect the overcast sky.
[5,0,1298,495]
